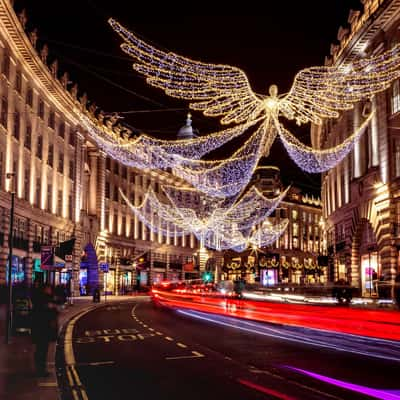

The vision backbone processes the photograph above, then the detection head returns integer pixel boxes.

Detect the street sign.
[100,262,109,273]
[40,246,54,271]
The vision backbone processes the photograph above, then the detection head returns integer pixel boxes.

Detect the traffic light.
[202,271,213,283]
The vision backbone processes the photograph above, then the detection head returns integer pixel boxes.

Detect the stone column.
[25,219,34,285]
[88,150,98,216]
[134,175,140,239]
[97,152,106,231]
[73,132,84,223]
[353,104,362,178]
[71,225,82,297]
[370,96,379,167]
[0,210,10,285]
[376,92,390,184]
[166,253,170,281]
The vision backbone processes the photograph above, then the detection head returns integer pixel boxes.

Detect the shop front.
[361,252,380,297]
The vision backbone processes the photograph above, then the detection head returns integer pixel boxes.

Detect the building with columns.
[0,0,198,296]
[315,0,400,296]
[223,166,326,286]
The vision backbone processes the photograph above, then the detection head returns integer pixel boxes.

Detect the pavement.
[0,295,138,400]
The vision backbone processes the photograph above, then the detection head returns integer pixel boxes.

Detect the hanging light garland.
[119,183,289,252]
[276,112,374,173]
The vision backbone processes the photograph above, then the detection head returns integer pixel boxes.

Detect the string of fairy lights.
[76,19,400,250]
[119,184,289,252]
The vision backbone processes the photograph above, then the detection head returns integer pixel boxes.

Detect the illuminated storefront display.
[361,253,379,296]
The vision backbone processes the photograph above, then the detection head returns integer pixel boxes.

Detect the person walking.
[30,284,59,377]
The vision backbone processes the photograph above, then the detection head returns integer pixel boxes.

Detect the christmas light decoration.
[276,112,374,173]
[107,18,400,177]
[119,182,289,252]
[109,18,400,128]
[81,111,272,197]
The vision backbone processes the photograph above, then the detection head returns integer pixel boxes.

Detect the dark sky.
[15,1,363,196]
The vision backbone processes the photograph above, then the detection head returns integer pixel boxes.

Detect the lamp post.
[5,172,16,344]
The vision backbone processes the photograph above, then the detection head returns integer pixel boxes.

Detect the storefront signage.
[40,246,54,271]
[100,262,109,273]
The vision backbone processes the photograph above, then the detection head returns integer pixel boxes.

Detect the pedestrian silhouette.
[30,284,59,377]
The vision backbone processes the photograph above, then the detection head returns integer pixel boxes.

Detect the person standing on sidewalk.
[30,284,59,377]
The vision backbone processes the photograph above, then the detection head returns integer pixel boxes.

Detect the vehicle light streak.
[152,288,400,341]
[237,378,298,400]
[176,309,400,363]
[285,366,400,400]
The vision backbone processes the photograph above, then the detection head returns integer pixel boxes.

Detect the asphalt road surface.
[56,298,400,400]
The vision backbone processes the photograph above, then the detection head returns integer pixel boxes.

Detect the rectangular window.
[106,157,111,170]
[122,166,127,179]
[58,122,65,138]
[1,97,8,128]
[26,87,33,107]
[48,144,53,167]
[38,99,44,119]
[36,177,41,207]
[114,162,119,175]
[47,184,52,212]
[57,190,63,216]
[395,140,400,177]
[392,80,400,114]
[24,169,29,202]
[13,111,20,140]
[15,70,22,93]
[68,194,73,220]
[36,135,42,159]
[69,160,74,179]
[69,130,75,147]
[24,124,31,149]
[113,186,118,202]
[48,111,55,129]
[105,181,110,198]
[58,152,64,174]
[2,52,10,79]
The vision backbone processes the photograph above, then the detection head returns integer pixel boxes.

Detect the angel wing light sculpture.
[108,18,400,174]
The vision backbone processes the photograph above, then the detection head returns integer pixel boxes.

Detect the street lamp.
[5,172,16,344]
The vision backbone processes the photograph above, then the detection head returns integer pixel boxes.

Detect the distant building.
[177,113,198,139]
[222,166,326,286]
[314,0,400,296]
[0,2,198,295]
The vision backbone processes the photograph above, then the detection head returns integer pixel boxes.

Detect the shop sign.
[40,246,54,270]
[100,262,109,273]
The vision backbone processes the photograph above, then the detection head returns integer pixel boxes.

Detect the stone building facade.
[315,0,400,296]
[223,167,326,286]
[0,0,197,296]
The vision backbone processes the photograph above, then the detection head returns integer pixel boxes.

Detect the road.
[56,298,400,400]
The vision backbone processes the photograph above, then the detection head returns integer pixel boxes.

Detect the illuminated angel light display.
[106,18,400,175]
[119,184,289,252]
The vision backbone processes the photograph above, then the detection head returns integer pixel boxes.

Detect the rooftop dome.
[177,112,198,139]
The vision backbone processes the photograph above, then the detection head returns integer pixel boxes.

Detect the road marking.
[81,388,89,400]
[71,365,82,386]
[177,343,187,348]
[37,382,57,387]
[72,388,80,400]
[77,361,115,366]
[191,351,204,357]
[165,336,174,341]
[143,324,148,328]
[156,332,163,336]
[137,334,144,340]
[165,353,205,360]
[66,368,74,386]
[148,328,155,331]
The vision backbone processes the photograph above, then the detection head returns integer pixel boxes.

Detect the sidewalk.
[0,295,137,400]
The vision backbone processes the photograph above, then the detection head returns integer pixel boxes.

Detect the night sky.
[15,1,363,196]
